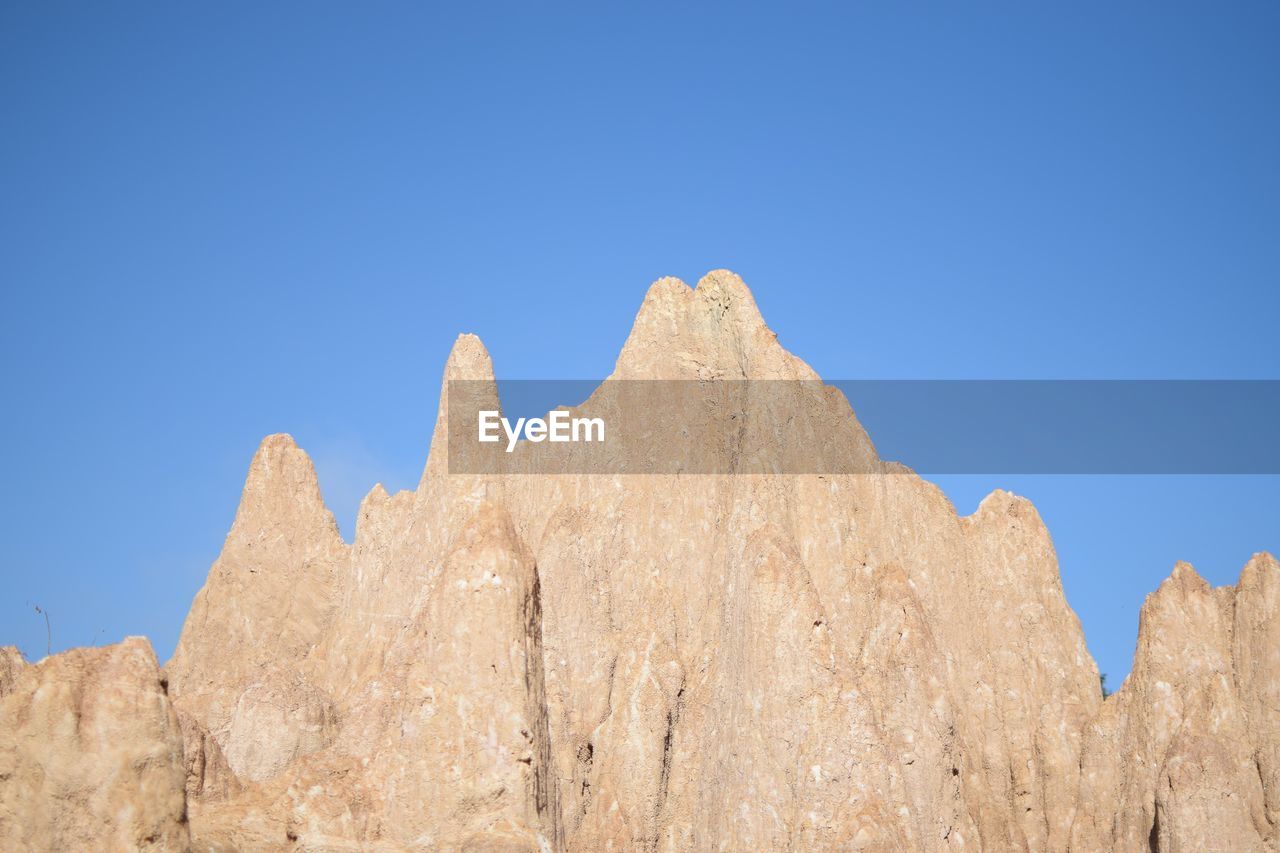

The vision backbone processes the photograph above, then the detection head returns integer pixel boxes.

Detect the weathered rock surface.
[0,647,24,700]
[1072,554,1280,852]
[0,638,189,851]
[162,429,349,840]
[5,272,1274,851]
[164,272,1278,851]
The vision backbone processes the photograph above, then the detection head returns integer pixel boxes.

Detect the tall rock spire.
[166,434,348,800]
[137,271,1279,852]
[169,434,346,697]
[421,332,498,485]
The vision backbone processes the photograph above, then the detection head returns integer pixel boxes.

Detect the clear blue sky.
[2,3,1277,687]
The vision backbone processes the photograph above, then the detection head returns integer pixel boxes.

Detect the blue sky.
[2,3,1277,686]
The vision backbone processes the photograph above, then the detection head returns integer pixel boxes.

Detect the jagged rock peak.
[629,269,763,322]
[1073,552,1278,851]
[695,267,765,313]
[362,481,390,506]
[165,431,347,714]
[1239,550,1280,588]
[123,272,1279,851]
[232,433,341,543]
[1166,559,1211,594]
[613,269,812,381]
[422,333,499,484]
[967,487,1035,519]
[444,332,495,380]
[1129,561,1220,657]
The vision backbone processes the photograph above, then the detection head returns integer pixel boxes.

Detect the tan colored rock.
[166,433,348,805]
[1072,556,1278,852]
[176,709,241,804]
[1236,553,1280,848]
[0,638,189,851]
[223,672,338,784]
[148,270,1278,852]
[0,647,23,699]
[177,502,558,851]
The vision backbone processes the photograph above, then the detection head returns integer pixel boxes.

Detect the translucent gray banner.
[445,380,1280,475]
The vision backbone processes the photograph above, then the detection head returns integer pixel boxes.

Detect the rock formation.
[1072,554,1279,852]
[0,638,189,851]
[1,271,1275,851]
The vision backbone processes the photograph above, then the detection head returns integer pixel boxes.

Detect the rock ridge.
[2,271,1275,852]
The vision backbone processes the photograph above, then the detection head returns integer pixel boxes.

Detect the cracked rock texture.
[3,272,1275,851]
[0,638,189,851]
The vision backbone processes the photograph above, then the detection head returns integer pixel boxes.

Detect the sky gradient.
[2,3,1277,687]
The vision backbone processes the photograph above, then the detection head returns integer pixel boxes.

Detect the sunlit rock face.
[1071,554,1280,852]
[24,271,1269,851]
[0,638,189,851]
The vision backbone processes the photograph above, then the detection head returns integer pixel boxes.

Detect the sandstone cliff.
[0,638,189,851]
[1,271,1275,851]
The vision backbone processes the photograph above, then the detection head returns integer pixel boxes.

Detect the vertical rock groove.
[524,563,563,852]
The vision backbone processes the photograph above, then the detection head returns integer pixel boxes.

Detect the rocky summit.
[2,271,1277,851]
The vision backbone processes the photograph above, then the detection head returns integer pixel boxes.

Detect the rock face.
[1072,554,1280,852]
[0,638,189,851]
[5,271,1274,851]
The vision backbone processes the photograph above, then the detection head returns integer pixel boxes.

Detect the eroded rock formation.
[1,272,1275,851]
[1072,554,1280,852]
[0,638,189,851]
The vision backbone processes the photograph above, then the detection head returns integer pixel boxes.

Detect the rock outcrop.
[164,431,349,829]
[0,638,189,851]
[1072,554,1279,852]
[3,271,1275,851]
[163,272,1278,851]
